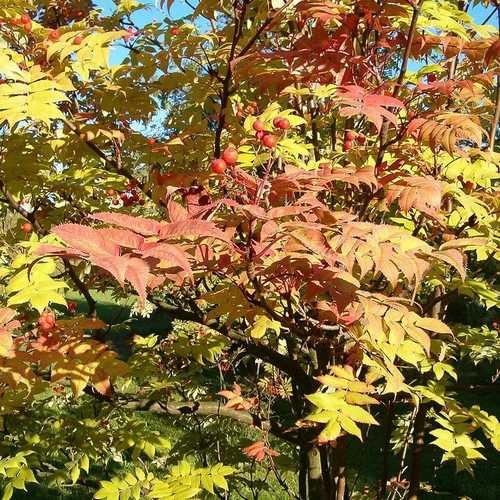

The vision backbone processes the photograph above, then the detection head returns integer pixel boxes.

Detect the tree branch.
[124,399,301,444]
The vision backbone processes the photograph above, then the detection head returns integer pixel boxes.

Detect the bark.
[299,449,308,500]
[125,399,301,445]
[334,436,348,500]
[307,446,330,500]
[408,403,429,500]
[378,401,394,499]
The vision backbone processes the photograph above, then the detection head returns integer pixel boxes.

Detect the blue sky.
[94,0,497,135]
[97,0,498,66]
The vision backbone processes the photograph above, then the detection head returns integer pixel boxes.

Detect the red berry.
[20,14,30,24]
[343,140,353,152]
[277,118,290,130]
[120,192,129,201]
[48,29,60,41]
[262,134,278,149]
[255,130,265,140]
[345,130,355,141]
[222,147,238,165]
[112,198,120,205]
[492,321,498,329]
[10,18,19,26]
[427,73,437,83]
[211,158,227,174]
[21,222,33,233]
[273,117,283,127]
[106,188,115,197]
[74,35,83,45]
[171,27,179,36]
[148,138,156,145]
[253,119,265,132]
[23,20,32,32]
[67,301,77,313]
[356,134,366,144]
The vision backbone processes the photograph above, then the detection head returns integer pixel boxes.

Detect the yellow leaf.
[248,315,280,339]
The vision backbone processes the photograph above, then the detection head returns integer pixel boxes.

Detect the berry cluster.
[253,115,291,149]
[211,147,239,174]
[235,100,259,118]
[343,130,366,151]
[107,180,143,207]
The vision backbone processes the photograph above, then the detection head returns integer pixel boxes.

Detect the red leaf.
[97,228,145,249]
[166,200,189,222]
[243,441,280,462]
[336,85,405,132]
[90,212,161,236]
[125,258,150,305]
[485,37,500,67]
[385,176,442,217]
[53,224,120,256]
[91,255,131,286]
[140,243,192,275]
[159,220,232,243]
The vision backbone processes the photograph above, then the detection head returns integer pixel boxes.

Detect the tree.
[0,0,499,499]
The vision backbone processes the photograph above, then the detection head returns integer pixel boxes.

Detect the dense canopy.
[0,0,498,499]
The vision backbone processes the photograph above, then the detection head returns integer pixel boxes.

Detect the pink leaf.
[166,200,189,222]
[97,228,145,249]
[159,220,232,243]
[140,243,192,275]
[91,255,132,286]
[125,258,150,305]
[90,212,161,236]
[53,224,120,256]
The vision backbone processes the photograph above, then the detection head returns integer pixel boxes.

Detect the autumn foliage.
[0,0,499,499]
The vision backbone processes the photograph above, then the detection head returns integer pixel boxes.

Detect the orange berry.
[222,147,238,165]
[21,222,33,233]
[262,134,278,148]
[48,29,60,41]
[253,119,265,131]
[211,158,227,174]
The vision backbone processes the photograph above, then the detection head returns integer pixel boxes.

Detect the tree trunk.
[408,404,429,500]
[334,436,348,500]
[378,401,394,499]
[307,446,330,500]
[299,449,308,500]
